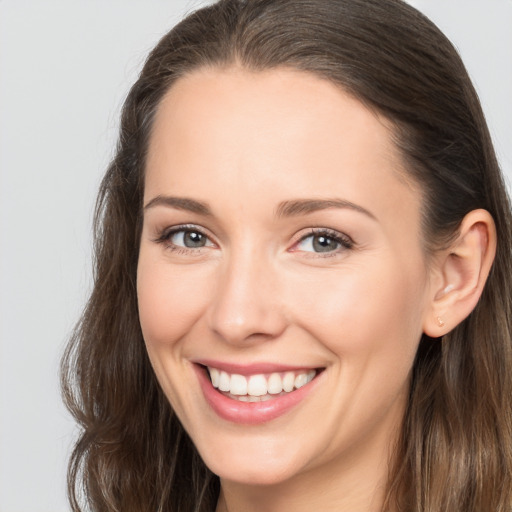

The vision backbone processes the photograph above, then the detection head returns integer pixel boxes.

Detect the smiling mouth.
[205,366,320,402]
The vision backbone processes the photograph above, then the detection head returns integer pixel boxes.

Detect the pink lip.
[193,359,317,376]
[193,364,322,425]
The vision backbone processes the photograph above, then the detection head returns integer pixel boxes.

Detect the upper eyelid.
[293,227,353,244]
[154,224,215,245]
[160,223,211,237]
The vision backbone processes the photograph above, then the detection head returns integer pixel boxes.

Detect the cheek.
[136,252,212,347]
[136,252,216,418]
[289,255,426,366]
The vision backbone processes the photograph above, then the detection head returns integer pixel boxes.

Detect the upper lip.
[192,359,322,376]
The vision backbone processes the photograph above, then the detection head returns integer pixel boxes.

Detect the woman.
[61,0,512,510]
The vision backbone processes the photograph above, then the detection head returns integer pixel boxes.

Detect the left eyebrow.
[275,198,377,220]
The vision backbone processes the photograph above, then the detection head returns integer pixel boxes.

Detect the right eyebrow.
[143,195,212,216]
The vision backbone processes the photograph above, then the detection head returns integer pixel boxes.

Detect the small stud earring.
[437,316,445,327]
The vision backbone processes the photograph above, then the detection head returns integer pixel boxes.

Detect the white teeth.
[247,375,267,396]
[209,367,220,388]
[208,367,318,399]
[294,373,308,389]
[218,371,230,392]
[267,373,283,394]
[230,374,248,395]
[282,372,295,392]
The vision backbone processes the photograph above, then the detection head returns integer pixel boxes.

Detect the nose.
[207,249,288,345]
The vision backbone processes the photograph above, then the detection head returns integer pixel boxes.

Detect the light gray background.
[0,1,510,511]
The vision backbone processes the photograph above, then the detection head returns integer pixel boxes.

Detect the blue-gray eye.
[170,229,213,248]
[296,231,352,253]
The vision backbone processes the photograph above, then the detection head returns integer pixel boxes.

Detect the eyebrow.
[275,198,376,220]
[144,195,212,216]
[144,195,376,221]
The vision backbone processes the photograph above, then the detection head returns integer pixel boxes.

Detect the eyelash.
[293,228,354,257]
[154,224,214,255]
[153,225,354,257]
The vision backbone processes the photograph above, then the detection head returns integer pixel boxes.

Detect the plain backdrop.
[0,1,511,511]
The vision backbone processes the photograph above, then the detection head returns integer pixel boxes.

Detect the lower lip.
[194,365,320,424]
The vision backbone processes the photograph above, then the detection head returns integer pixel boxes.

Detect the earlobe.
[423,209,497,338]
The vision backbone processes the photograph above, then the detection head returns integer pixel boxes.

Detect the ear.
[423,209,497,337]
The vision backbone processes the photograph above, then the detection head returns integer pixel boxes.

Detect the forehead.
[147,67,397,175]
[145,67,421,240]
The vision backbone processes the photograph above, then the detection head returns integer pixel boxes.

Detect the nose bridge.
[207,242,286,344]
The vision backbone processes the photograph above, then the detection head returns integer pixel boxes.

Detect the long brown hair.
[61,1,512,510]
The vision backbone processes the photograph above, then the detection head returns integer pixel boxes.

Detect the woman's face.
[138,68,434,486]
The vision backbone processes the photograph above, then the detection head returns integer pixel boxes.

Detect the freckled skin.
[137,67,434,512]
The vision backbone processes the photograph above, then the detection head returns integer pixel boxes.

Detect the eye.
[171,229,211,248]
[294,229,353,254]
[155,225,215,251]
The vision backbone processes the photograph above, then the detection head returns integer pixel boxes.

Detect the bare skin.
[137,67,496,512]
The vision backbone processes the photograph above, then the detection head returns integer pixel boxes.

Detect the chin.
[194,433,310,486]
[208,458,301,486]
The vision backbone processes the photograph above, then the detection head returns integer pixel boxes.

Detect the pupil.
[184,231,206,248]
[313,235,337,253]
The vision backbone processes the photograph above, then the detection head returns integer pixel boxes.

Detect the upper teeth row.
[208,367,316,396]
